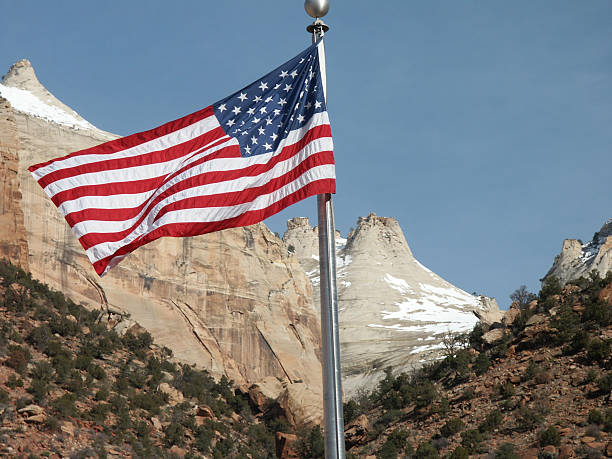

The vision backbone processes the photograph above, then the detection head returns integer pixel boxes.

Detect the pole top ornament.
[304,0,329,18]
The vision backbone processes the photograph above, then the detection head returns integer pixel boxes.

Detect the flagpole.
[305,1,346,458]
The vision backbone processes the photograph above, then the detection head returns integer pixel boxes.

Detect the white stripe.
[44,134,232,199]
[55,111,330,213]
[86,163,335,264]
[32,114,221,181]
[71,136,333,237]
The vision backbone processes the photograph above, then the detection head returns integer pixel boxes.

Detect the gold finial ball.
[304,0,329,18]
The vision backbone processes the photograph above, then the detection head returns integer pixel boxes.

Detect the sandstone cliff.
[284,213,502,397]
[544,219,612,284]
[0,60,323,424]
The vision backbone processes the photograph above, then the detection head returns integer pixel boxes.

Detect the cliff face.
[0,98,28,269]
[284,214,502,397]
[0,60,323,423]
[545,219,612,284]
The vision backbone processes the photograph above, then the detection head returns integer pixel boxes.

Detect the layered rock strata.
[0,60,323,424]
[284,214,502,397]
[545,219,612,284]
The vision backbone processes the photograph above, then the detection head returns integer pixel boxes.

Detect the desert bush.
[414,441,438,458]
[583,299,612,327]
[448,446,469,459]
[440,417,464,438]
[5,344,31,373]
[510,285,537,309]
[586,339,611,365]
[0,388,8,404]
[496,381,516,399]
[494,443,519,459]
[597,372,612,394]
[514,406,543,432]
[298,425,324,459]
[460,429,485,454]
[343,399,362,424]
[52,393,78,417]
[473,352,491,376]
[538,426,560,446]
[6,374,23,389]
[478,409,503,433]
[163,422,185,447]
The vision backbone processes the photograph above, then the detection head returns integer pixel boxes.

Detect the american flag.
[28,41,335,276]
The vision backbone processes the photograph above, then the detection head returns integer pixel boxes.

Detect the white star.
[265,96,273,103]
[300,91,304,98]
[278,98,287,106]
[299,58,305,64]
[227,119,235,127]
[251,136,258,145]
[283,84,292,92]
[218,104,227,112]
[315,101,322,109]
[273,109,281,116]
[271,132,278,141]
[259,106,267,114]
[247,107,255,115]
[245,145,251,154]
[241,131,248,136]
[263,142,272,151]
[279,70,288,78]
[265,117,273,125]
[295,102,300,110]
[258,81,268,91]
[253,116,261,124]
[253,95,262,103]
[274,83,281,90]
[238,92,248,102]
[305,102,312,109]
[258,126,265,135]
[240,121,245,126]
[290,115,294,121]
[297,114,305,123]
[232,106,241,115]
[289,70,298,78]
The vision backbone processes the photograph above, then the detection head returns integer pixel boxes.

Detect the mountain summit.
[284,213,502,396]
[545,219,612,284]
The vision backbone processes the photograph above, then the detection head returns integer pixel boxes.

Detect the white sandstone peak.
[0,59,101,132]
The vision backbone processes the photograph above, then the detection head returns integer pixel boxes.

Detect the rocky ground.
[342,273,612,458]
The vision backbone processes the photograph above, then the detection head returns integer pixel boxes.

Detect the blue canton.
[213,42,326,157]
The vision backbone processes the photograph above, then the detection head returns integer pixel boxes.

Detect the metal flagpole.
[305,1,346,458]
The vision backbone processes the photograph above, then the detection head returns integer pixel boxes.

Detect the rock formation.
[544,219,612,284]
[284,213,502,397]
[0,60,323,424]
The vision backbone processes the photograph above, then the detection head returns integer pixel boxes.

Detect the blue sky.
[1,1,610,306]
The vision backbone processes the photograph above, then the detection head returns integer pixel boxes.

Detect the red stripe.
[29,106,216,173]
[76,151,334,248]
[63,124,331,227]
[37,126,228,189]
[92,178,336,275]
[50,141,241,206]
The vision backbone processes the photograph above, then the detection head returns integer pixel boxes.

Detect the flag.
[28,41,335,276]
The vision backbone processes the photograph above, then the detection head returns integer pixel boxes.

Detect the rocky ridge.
[342,272,612,458]
[0,60,323,424]
[545,219,612,285]
[283,214,503,397]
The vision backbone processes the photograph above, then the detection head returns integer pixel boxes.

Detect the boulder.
[275,432,299,459]
[17,404,43,416]
[344,414,369,449]
[248,376,285,412]
[482,328,505,345]
[158,382,184,405]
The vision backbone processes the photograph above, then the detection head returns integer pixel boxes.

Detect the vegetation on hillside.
[343,271,612,458]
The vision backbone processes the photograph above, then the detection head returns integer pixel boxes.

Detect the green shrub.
[6,374,23,389]
[538,426,560,446]
[496,382,516,399]
[0,388,8,404]
[440,418,464,438]
[163,422,185,447]
[588,409,604,425]
[460,429,485,454]
[514,407,543,432]
[586,339,611,365]
[597,372,612,394]
[298,425,325,459]
[583,369,598,385]
[447,446,469,459]
[5,345,31,373]
[52,393,78,417]
[343,399,362,424]
[414,441,438,459]
[494,443,519,459]
[583,299,612,327]
[478,410,503,433]
[27,378,49,403]
[473,352,491,375]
